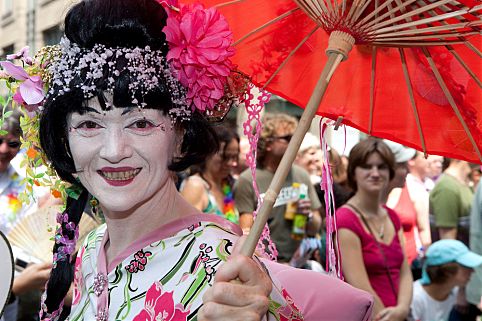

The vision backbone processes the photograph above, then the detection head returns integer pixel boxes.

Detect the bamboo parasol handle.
[240,32,355,257]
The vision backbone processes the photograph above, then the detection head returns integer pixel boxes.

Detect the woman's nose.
[228,158,238,168]
[369,166,381,176]
[99,129,133,162]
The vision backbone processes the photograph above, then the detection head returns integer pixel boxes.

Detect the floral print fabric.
[69,216,303,321]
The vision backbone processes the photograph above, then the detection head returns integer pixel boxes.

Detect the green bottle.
[291,185,308,240]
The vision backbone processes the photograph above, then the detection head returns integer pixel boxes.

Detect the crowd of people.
[0,0,481,321]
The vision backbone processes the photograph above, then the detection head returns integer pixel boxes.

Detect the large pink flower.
[0,61,44,112]
[162,3,235,112]
[133,282,189,321]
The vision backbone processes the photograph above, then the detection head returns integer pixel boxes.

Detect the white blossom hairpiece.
[48,37,191,119]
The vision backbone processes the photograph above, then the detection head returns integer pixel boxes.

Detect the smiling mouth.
[99,168,141,181]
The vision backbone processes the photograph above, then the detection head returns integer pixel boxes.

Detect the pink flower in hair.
[162,3,235,112]
[0,61,45,112]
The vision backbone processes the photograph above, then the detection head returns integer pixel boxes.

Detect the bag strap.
[346,203,398,298]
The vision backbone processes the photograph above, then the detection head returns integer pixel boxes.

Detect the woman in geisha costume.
[2,0,374,320]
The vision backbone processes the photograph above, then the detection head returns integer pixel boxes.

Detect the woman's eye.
[73,120,103,130]
[132,120,151,129]
[127,119,164,134]
[79,121,100,129]
[70,120,103,137]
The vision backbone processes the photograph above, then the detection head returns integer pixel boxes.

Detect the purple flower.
[6,46,33,65]
[0,61,45,112]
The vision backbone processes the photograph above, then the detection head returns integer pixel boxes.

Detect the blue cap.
[420,239,482,285]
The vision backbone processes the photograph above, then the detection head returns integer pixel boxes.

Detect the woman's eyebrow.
[80,106,102,114]
[121,106,137,116]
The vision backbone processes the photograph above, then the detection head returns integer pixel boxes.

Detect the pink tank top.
[336,206,404,308]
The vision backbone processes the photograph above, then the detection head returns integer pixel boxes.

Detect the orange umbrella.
[185,0,481,257]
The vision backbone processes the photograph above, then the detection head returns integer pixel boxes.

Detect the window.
[2,0,13,17]
[1,44,14,60]
[43,25,63,46]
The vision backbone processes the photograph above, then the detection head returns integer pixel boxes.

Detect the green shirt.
[234,165,321,262]
[429,174,473,244]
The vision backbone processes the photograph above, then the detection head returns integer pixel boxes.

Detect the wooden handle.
[240,48,349,257]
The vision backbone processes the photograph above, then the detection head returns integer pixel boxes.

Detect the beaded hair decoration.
[48,37,189,119]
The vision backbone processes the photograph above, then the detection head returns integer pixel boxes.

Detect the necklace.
[347,203,387,239]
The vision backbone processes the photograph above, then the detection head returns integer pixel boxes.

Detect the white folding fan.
[7,206,100,263]
[0,231,14,318]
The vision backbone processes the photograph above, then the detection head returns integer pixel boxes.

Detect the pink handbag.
[263,259,374,321]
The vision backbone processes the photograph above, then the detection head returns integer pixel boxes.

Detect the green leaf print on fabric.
[215,238,233,262]
[118,272,133,319]
[160,237,196,284]
[112,265,123,285]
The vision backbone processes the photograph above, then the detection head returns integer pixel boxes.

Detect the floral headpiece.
[48,37,189,119]
[0,0,248,202]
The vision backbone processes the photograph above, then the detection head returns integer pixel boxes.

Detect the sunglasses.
[272,135,292,143]
[0,138,21,149]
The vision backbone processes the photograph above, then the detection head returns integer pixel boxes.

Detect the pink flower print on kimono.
[277,289,304,321]
[125,249,152,273]
[72,246,86,306]
[133,281,190,321]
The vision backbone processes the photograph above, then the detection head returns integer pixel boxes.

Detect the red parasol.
[185,0,482,257]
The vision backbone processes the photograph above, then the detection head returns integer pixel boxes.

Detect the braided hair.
[38,0,218,318]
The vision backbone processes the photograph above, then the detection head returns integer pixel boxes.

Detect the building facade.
[0,0,73,59]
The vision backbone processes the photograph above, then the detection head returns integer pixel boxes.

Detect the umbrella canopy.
[187,0,482,163]
[179,0,481,260]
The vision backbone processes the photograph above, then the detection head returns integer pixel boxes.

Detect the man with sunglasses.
[234,113,322,263]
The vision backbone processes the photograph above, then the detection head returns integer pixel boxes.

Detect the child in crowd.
[410,239,482,321]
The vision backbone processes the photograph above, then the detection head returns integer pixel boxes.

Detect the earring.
[90,196,104,223]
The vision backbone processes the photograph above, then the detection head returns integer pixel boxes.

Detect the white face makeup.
[68,97,176,214]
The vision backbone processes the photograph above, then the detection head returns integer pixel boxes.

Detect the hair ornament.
[48,37,188,116]
[160,0,250,121]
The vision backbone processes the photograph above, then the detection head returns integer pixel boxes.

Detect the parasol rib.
[356,0,413,28]
[374,21,482,38]
[233,8,300,46]
[422,47,482,162]
[374,31,480,42]
[350,0,374,25]
[310,1,329,17]
[214,0,244,8]
[446,45,482,88]
[294,0,330,22]
[375,40,470,46]
[263,26,320,88]
[464,41,482,58]
[346,0,366,23]
[363,0,451,30]
[325,0,335,17]
[399,48,428,156]
[369,2,470,32]
[420,4,482,58]
[404,2,482,88]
